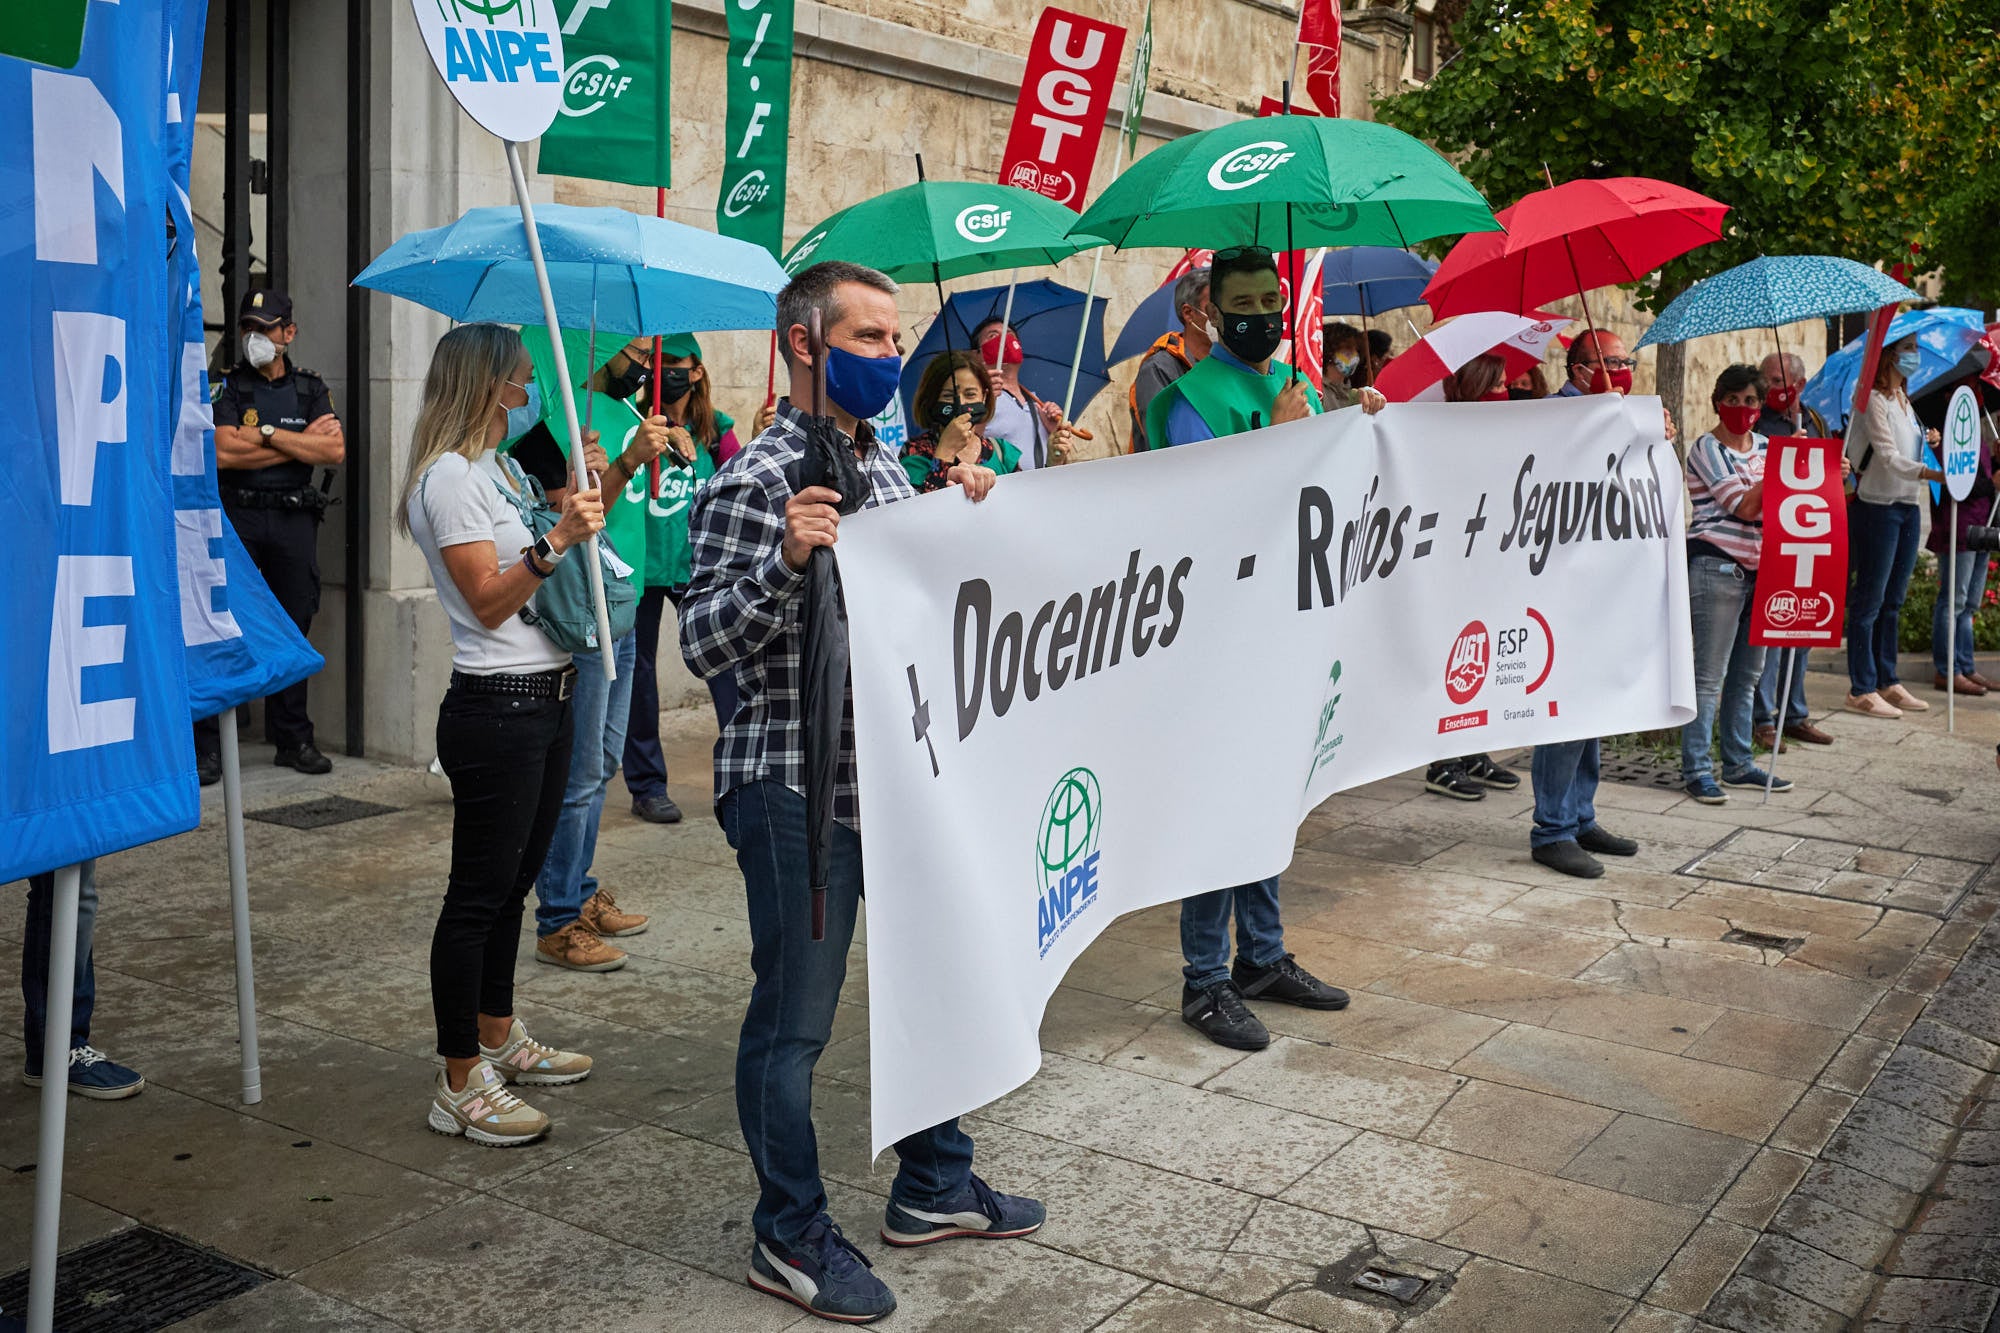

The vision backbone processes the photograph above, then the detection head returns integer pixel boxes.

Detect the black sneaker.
[1425,762,1487,801]
[1532,840,1604,879]
[631,793,684,824]
[273,743,332,775]
[1233,953,1350,1010]
[1181,981,1270,1051]
[197,752,222,787]
[747,1218,896,1324]
[1461,753,1521,790]
[1577,826,1639,857]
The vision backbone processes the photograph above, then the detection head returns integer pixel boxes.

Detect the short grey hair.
[776,261,899,366]
[1173,267,1211,324]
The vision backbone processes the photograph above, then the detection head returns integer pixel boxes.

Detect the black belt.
[221,486,326,512]
[449,667,576,701]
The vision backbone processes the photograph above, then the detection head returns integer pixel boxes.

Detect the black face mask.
[1214,308,1285,365]
[605,360,651,401]
[932,399,988,428]
[655,366,694,404]
[1508,387,1537,402]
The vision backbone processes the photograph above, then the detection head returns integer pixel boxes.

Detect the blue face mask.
[822,344,902,422]
[504,380,542,440]
[1896,350,1923,379]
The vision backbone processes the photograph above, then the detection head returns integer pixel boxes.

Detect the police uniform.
[194,307,337,764]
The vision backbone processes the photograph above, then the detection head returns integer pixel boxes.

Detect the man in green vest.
[1144,245,1387,1052]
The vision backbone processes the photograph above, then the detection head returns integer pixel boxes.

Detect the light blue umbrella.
[1320,247,1438,317]
[353,203,788,336]
[1635,255,1921,349]
[1803,307,1989,432]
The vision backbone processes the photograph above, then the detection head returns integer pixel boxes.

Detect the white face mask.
[243,332,279,368]
[1203,319,1221,344]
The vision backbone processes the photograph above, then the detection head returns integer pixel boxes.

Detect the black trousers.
[429,686,573,1059]
[195,505,322,753]
[624,585,743,800]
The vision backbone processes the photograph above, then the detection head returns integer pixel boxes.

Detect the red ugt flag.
[1750,438,1849,647]
[998,8,1127,210]
[1296,0,1342,117]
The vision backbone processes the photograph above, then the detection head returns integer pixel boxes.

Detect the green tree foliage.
[1379,1,2000,308]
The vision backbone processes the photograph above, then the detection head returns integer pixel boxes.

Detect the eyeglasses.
[1580,356,1640,372]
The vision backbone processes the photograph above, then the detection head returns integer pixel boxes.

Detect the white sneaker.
[478,1018,592,1086]
[426,1060,549,1147]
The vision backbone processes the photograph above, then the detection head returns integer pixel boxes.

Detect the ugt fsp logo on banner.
[1035,767,1102,957]
[998,8,1126,211]
[1751,438,1849,647]
[412,0,566,143]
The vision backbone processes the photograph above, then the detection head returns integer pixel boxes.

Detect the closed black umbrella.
[791,311,869,939]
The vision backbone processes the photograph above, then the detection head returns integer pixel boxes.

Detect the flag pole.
[1061,134,1127,425]
[26,864,81,1333]
[219,712,262,1105]
[1762,652,1796,804]
[649,185,666,498]
[1949,501,1959,732]
[505,140,617,680]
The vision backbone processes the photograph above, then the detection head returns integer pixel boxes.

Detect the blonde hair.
[397,323,524,537]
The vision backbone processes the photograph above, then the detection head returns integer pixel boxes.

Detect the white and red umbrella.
[1374,311,1573,402]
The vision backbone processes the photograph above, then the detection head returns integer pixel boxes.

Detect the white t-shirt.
[409,450,572,675]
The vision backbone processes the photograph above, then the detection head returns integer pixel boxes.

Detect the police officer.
[193,289,344,780]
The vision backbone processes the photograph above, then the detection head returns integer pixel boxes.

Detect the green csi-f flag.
[1122,0,1153,160]
[716,0,794,256]
[0,0,88,68]
[537,0,673,189]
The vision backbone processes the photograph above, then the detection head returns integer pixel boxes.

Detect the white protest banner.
[839,394,1696,1154]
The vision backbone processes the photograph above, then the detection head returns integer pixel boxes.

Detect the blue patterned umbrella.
[1803,307,1989,432]
[1634,255,1921,349]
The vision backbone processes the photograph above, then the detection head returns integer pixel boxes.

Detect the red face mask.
[1765,383,1800,414]
[1717,403,1761,436]
[1479,387,1511,402]
[1582,364,1634,395]
[979,331,1024,366]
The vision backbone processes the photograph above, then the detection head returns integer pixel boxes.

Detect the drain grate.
[246,796,399,829]
[0,1226,267,1331]
[1351,1267,1431,1304]
[1600,755,1684,789]
[1721,927,1804,954]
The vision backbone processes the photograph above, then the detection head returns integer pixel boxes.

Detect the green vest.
[1144,353,1323,449]
[644,407,732,589]
[514,327,648,579]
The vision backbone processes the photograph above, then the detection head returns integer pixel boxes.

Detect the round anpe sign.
[1944,385,1981,504]
[411,0,566,144]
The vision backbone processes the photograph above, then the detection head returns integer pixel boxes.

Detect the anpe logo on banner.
[413,0,566,143]
[1035,766,1102,958]
[955,204,1013,244]
[1208,142,1296,192]
[557,53,632,117]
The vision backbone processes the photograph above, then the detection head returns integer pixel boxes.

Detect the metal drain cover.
[1722,928,1804,954]
[1600,756,1684,789]
[1351,1267,1431,1304]
[0,1226,267,1331]
[247,796,399,829]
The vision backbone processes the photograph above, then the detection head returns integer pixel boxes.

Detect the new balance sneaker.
[1461,753,1522,790]
[1181,981,1270,1051]
[1722,767,1792,793]
[747,1218,896,1324]
[1425,762,1487,801]
[535,920,627,972]
[1233,953,1350,1010]
[1684,775,1729,805]
[881,1174,1046,1247]
[22,1045,144,1100]
[426,1061,549,1147]
[579,888,649,938]
[478,1018,592,1086]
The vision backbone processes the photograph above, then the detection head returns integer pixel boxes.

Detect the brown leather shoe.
[1782,721,1834,746]
[1753,724,1784,754]
[534,921,627,972]
[1935,672,1989,696]
[579,888,649,938]
[1971,672,2000,691]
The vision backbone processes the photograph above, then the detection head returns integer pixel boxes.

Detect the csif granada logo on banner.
[412,0,566,143]
[1035,767,1103,958]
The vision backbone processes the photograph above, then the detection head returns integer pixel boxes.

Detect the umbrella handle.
[811,886,826,942]
[809,309,828,420]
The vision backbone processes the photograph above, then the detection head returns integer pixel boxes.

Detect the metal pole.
[27,864,81,1333]
[266,0,291,294]
[343,0,372,757]
[504,140,617,680]
[1762,652,1796,805]
[219,711,263,1104]
[990,271,1019,377]
[1060,133,1128,425]
[1949,500,1958,733]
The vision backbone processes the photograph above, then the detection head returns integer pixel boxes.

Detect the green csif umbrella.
[1071,114,1501,252]
[780,177,1106,281]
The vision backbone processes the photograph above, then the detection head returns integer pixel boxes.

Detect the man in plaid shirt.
[680,261,1045,1325]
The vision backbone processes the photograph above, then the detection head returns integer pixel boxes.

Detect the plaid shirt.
[679,399,915,830]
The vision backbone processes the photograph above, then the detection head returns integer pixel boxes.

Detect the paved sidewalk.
[3,670,1998,1332]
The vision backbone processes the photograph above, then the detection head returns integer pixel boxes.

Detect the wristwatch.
[260,423,275,440]
[531,535,566,568]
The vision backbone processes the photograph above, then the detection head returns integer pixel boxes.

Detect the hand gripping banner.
[838,395,1696,1153]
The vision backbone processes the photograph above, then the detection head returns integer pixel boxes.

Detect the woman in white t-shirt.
[395,322,606,1148]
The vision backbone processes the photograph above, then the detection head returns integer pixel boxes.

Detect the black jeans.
[429,686,573,1059]
[195,505,322,753]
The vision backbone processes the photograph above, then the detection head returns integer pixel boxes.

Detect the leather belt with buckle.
[449,666,577,701]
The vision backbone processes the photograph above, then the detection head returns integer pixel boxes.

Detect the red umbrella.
[1423,177,1730,321]
[1374,311,1574,402]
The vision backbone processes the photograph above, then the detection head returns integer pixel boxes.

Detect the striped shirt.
[1683,431,1767,569]
[678,399,915,830]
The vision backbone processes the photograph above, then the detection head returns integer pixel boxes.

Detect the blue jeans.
[1932,550,1989,679]
[722,780,974,1245]
[1755,648,1811,730]
[1180,877,1286,990]
[23,859,98,1074]
[1682,556,1767,783]
[534,630,637,936]
[1846,500,1922,695]
[1531,739,1602,848]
